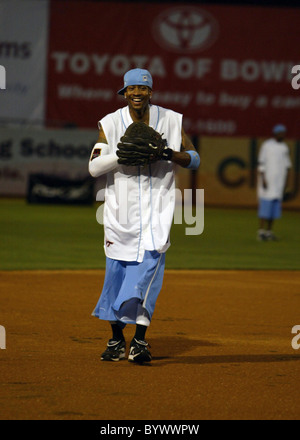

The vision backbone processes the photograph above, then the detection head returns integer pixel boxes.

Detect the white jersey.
[99,104,182,262]
[257,138,291,200]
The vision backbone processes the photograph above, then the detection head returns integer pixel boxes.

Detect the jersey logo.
[106,240,114,247]
[90,147,101,161]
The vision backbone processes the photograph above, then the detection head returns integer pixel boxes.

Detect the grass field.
[1,199,300,421]
[1,198,299,270]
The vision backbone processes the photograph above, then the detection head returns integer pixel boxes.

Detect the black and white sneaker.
[265,230,279,241]
[257,229,267,241]
[128,338,152,363]
[101,339,126,362]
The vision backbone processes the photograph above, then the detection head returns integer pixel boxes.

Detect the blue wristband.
[186,150,200,170]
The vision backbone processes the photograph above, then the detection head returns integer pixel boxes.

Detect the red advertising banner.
[46,2,300,137]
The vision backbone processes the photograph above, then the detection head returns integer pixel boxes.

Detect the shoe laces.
[107,339,124,347]
[133,338,151,349]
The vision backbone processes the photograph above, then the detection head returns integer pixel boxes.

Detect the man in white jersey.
[89,68,200,363]
[257,124,291,241]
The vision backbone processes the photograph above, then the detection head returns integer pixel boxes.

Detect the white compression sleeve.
[88,143,118,178]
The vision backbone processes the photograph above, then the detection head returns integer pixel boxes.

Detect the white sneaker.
[257,229,267,241]
[265,231,279,241]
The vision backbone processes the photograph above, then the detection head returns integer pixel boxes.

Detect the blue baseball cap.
[272,124,286,134]
[117,68,153,95]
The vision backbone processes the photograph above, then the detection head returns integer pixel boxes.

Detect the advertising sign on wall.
[46,2,300,137]
[0,127,97,196]
[0,1,49,124]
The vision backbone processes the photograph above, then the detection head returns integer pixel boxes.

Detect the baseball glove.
[283,188,293,202]
[116,122,169,166]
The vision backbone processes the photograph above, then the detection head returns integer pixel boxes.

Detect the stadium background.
[0,0,300,422]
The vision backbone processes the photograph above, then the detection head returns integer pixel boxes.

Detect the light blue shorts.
[258,198,281,220]
[92,250,165,325]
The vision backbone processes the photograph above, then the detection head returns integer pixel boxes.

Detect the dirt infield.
[0,269,299,420]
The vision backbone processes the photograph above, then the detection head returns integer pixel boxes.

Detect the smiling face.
[124,85,152,116]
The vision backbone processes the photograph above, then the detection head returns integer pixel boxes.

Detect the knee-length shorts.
[92,250,165,326]
[258,198,281,220]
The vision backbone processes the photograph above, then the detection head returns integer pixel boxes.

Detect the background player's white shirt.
[257,138,291,200]
[99,104,182,262]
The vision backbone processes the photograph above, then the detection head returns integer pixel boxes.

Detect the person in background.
[257,124,292,241]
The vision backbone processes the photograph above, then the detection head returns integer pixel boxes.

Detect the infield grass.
[1,199,299,270]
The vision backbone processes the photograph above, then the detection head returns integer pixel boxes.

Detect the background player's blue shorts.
[92,250,165,325]
[258,198,281,220]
